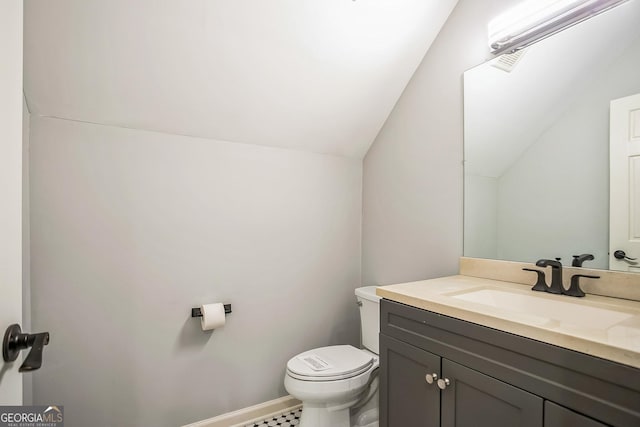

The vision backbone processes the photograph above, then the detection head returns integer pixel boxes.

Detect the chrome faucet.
[535,258,564,294]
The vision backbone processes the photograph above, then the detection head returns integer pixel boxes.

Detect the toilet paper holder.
[191,304,232,318]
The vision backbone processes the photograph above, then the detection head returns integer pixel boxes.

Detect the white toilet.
[284,286,381,427]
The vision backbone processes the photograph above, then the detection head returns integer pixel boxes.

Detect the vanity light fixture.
[488,0,630,54]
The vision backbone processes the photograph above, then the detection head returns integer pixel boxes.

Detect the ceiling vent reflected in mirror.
[489,0,630,54]
[491,48,528,73]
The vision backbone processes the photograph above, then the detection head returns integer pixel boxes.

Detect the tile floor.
[243,407,302,426]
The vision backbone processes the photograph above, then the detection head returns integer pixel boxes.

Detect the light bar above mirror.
[489,0,630,54]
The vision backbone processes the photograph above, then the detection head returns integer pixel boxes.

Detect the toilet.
[284,286,381,427]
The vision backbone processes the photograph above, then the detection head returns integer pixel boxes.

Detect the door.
[0,0,24,405]
[440,359,543,427]
[610,93,640,272]
[379,334,441,427]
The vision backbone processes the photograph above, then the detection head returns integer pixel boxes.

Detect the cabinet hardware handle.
[437,378,451,390]
[425,373,438,384]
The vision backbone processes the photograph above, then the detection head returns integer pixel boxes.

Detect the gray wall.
[362,0,518,286]
[29,116,362,427]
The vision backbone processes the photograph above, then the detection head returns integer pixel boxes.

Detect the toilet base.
[296,387,379,427]
[351,402,379,427]
[298,402,351,427]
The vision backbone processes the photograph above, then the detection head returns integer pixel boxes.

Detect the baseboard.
[182,395,301,427]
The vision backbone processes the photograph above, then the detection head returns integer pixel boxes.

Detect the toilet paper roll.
[200,303,226,331]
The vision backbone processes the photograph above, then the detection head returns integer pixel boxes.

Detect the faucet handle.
[564,274,600,297]
[522,268,548,292]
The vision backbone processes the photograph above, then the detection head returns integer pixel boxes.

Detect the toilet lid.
[286,345,374,381]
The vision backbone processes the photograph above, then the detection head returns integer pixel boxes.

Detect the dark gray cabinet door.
[441,359,543,427]
[380,334,441,427]
[544,401,609,427]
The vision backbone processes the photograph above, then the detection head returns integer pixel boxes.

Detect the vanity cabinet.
[379,299,640,427]
[381,335,542,427]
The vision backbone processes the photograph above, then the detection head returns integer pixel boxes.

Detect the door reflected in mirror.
[463,0,640,271]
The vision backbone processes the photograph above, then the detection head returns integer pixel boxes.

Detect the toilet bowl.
[284,286,381,427]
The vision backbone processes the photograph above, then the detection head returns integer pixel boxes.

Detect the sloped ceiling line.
[24,0,459,159]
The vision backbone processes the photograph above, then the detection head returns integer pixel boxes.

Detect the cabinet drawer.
[381,299,640,427]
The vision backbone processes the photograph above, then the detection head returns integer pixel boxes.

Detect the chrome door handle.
[437,378,451,390]
[425,373,438,384]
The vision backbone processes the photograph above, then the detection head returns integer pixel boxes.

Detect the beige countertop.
[377,275,640,369]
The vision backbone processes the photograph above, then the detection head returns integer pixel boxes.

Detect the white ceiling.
[464,0,640,178]
[23,0,458,159]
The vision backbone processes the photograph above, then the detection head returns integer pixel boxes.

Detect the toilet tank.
[355,286,381,355]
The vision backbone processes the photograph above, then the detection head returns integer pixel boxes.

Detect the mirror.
[463,1,640,270]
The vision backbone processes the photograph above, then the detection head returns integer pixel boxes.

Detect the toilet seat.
[286,345,374,382]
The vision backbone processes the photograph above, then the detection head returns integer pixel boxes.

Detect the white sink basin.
[452,288,634,330]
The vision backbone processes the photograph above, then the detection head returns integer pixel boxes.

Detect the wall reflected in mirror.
[463,0,640,271]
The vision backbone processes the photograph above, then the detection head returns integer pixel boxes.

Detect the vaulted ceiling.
[24,0,458,159]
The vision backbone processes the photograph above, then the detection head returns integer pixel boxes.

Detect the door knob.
[437,378,451,390]
[613,250,637,261]
[425,373,438,384]
[2,324,50,372]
